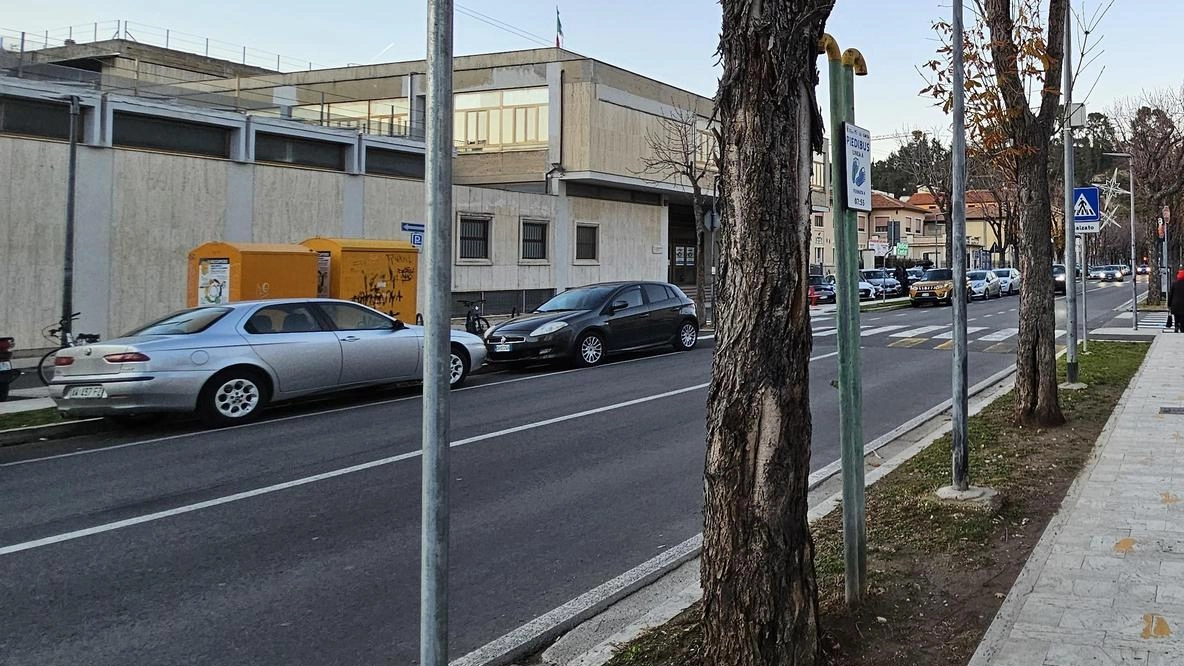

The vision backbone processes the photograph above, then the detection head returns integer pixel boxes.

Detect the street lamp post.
[61,95,81,348]
[1104,151,1138,330]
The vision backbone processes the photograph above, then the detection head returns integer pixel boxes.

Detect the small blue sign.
[410,232,424,248]
[1073,186,1100,222]
[401,222,425,233]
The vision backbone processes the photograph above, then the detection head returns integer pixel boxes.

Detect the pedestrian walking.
[1169,269,1184,332]
[895,263,910,294]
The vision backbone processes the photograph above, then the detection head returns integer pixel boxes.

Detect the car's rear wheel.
[198,368,269,427]
[449,345,470,389]
[574,331,605,367]
[674,320,698,351]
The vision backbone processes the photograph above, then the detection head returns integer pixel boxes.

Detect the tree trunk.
[1148,211,1164,305]
[1013,148,1065,427]
[701,2,829,665]
[692,190,708,323]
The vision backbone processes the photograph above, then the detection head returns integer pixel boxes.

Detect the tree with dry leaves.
[637,101,716,321]
[701,0,833,663]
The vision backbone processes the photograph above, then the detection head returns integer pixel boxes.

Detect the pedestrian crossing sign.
[1073,186,1100,222]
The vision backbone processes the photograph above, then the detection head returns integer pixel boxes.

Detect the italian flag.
[556,7,564,48]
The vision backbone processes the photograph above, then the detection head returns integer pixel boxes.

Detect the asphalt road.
[0,279,1141,665]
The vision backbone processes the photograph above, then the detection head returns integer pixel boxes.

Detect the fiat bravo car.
[483,281,699,367]
[47,299,487,426]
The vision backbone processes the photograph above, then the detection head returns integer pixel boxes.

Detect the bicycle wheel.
[474,316,491,336]
[38,348,61,385]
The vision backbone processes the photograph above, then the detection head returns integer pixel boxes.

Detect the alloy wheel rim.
[450,353,464,384]
[581,336,603,364]
[680,324,697,348]
[214,378,259,418]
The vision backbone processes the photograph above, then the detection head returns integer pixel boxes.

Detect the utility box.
[187,242,318,308]
[300,237,420,321]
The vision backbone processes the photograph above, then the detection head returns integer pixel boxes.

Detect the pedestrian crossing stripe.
[934,340,954,350]
[978,327,1019,342]
[888,338,930,348]
[932,326,988,340]
[890,325,949,338]
[859,325,908,336]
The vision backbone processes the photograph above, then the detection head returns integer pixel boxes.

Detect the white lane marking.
[1055,329,1066,338]
[932,326,988,340]
[983,313,995,318]
[1009,308,1018,313]
[2,349,695,468]
[814,325,873,338]
[889,325,949,338]
[1,353,838,554]
[977,327,1019,342]
[895,312,910,317]
[859,325,908,337]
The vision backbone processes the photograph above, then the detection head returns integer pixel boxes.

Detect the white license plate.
[494,344,512,353]
[66,386,107,399]
[921,292,932,297]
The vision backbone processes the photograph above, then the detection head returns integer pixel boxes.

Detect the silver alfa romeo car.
[47,298,487,426]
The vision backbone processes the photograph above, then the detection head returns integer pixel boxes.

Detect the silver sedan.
[48,299,487,426]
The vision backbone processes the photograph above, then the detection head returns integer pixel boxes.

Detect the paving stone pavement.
[970,334,1184,665]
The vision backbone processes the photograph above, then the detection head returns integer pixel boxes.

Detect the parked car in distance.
[1087,265,1105,280]
[1053,263,1067,294]
[824,274,881,300]
[808,275,837,304]
[47,299,487,426]
[909,268,957,307]
[1138,264,1150,275]
[1120,264,1132,276]
[992,267,1021,295]
[859,269,902,297]
[483,281,698,368]
[967,270,1002,300]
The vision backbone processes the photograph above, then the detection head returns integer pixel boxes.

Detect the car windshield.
[862,270,887,280]
[808,275,827,286]
[993,269,1010,278]
[968,271,989,280]
[923,269,953,281]
[1053,265,1066,274]
[126,307,231,336]
[536,286,616,312]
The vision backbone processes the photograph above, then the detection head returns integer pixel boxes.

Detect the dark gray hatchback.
[483,281,699,367]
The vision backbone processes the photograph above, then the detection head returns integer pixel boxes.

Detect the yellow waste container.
[187,242,318,308]
[300,237,420,321]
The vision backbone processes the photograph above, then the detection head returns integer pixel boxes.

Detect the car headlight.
[1055,275,1065,281]
[530,321,569,337]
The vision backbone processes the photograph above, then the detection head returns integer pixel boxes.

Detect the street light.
[1103,151,1138,330]
[53,94,81,348]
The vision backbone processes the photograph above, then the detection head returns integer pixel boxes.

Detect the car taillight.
[0,338,13,353]
[104,352,150,363]
[54,356,74,366]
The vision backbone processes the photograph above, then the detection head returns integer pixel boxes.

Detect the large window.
[454,87,548,152]
[255,132,345,170]
[294,97,412,137]
[458,215,491,260]
[576,224,599,262]
[365,147,425,179]
[521,219,548,261]
[113,112,231,158]
[0,96,77,140]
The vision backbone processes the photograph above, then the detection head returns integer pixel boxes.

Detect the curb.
[0,417,105,447]
[455,363,1021,666]
[966,334,1155,665]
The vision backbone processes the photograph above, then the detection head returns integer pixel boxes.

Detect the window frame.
[519,217,550,265]
[456,213,494,265]
[314,302,397,331]
[574,223,600,264]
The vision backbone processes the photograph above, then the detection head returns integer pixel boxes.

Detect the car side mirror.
[610,300,630,313]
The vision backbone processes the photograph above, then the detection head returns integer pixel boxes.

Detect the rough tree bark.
[692,182,708,322]
[701,1,832,665]
[982,0,1067,426]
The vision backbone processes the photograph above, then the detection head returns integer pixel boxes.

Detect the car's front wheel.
[449,345,470,389]
[198,367,269,427]
[674,320,698,351]
[574,331,606,367]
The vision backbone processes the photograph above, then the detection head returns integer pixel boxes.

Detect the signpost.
[402,222,426,233]
[1073,186,1101,233]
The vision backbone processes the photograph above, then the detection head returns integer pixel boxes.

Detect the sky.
[4,1,1180,160]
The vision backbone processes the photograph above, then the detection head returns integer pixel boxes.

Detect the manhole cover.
[1160,406,1184,414]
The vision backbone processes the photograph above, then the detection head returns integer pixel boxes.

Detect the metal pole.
[1081,238,1088,352]
[824,39,867,608]
[421,0,453,664]
[951,0,969,491]
[62,96,80,348]
[17,32,25,79]
[1062,14,1079,383]
[1131,159,1139,330]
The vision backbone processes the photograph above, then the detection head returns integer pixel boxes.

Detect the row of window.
[457,216,599,263]
[0,96,426,178]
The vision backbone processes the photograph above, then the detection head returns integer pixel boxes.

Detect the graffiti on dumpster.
[350,252,417,319]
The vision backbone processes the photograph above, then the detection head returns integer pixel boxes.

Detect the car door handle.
[342,335,361,342]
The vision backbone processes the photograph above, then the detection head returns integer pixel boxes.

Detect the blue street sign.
[1072,186,1100,222]
[401,222,425,233]
[410,232,424,248]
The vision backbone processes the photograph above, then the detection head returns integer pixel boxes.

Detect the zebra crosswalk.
[809,322,1070,354]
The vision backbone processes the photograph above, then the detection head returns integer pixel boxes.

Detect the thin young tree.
[637,100,717,321]
[701,0,833,664]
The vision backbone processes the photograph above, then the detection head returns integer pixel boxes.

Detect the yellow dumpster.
[187,242,318,308]
[300,237,420,321]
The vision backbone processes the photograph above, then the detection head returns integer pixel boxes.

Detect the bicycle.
[38,313,101,385]
[458,299,491,336]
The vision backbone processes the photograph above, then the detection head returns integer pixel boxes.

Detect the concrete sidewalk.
[970,333,1184,665]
